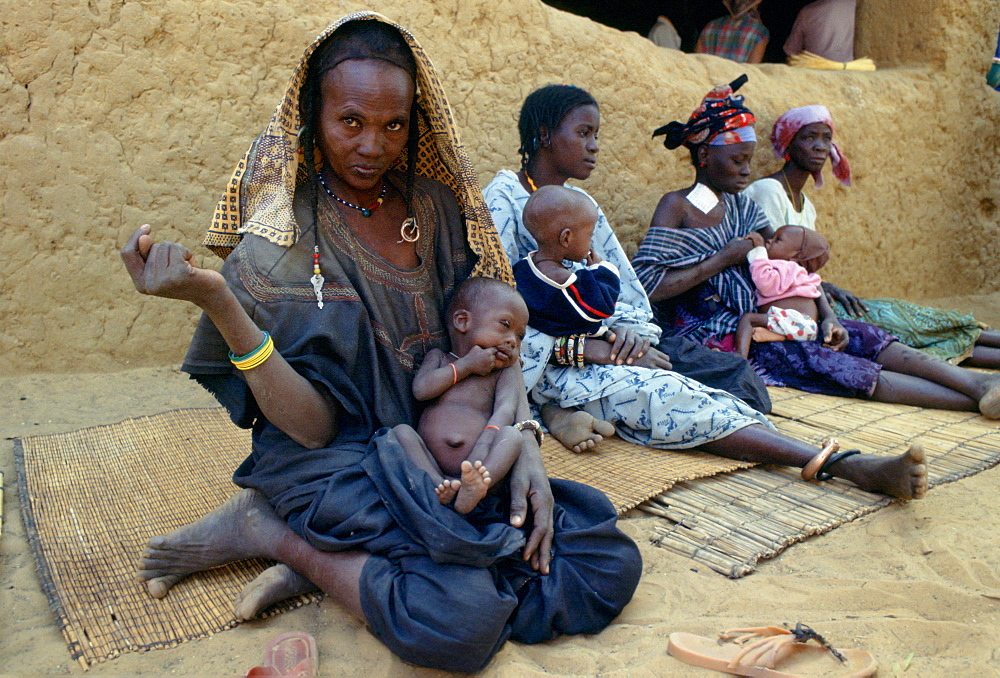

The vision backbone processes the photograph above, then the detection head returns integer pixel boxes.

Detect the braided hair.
[517,84,598,172]
[297,20,421,234]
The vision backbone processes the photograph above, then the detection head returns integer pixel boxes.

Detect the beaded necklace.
[780,167,803,213]
[318,171,386,217]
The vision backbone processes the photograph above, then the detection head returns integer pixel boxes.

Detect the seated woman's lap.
[750,319,897,397]
[657,334,771,413]
[360,480,641,672]
[248,429,641,672]
[570,366,772,449]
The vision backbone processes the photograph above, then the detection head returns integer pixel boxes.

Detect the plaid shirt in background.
[698,14,769,63]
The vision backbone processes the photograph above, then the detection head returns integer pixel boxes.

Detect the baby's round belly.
[417,403,490,477]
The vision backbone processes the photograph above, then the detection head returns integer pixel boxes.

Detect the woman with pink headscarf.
[744,105,1000,368]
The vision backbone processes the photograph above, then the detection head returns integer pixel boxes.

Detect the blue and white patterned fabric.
[483,170,771,447]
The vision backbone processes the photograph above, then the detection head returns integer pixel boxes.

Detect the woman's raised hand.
[120,225,226,307]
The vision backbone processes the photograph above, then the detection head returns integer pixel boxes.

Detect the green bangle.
[229,331,270,363]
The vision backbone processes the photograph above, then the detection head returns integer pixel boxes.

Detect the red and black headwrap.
[653,74,757,150]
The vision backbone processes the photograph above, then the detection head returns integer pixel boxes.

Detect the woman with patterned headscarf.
[120,14,642,672]
[634,80,1000,422]
[695,0,770,64]
[744,105,1000,369]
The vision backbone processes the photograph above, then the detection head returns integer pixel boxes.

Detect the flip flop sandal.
[244,632,318,678]
[668,623,876,677]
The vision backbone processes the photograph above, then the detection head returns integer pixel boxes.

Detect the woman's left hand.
[606,327,651,366]
[822,281,868,317]
[509,447,554,574]
[821,318,849,351]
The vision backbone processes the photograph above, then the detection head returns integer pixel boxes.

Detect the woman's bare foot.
[234,564,318,621]
[829,445,929,499]
[454,460,491,514]
[136,488,290,598]
[977,375,1000,419]
[541,403,616,453]
[435,479,460,505]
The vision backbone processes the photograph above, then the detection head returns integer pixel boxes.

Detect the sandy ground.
[3,294,1000,677]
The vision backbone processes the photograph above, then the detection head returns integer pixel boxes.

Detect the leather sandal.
[667,623,877,677]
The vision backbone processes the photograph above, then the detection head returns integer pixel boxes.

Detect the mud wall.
[1,0,998,374]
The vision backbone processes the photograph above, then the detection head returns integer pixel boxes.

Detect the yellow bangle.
[229,332,275,371]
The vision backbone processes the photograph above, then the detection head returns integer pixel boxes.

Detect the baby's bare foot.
[833,445,928,500]
[541,403,616,453]
[751,327,786,343]
[234,564,318,621]
[454,461,491,514]
[136,488,289,598]
[435,479,460,505]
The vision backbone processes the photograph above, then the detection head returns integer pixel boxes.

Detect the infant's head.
[447,277,528,369]
[522,185,599,263]
[766,225,829,272]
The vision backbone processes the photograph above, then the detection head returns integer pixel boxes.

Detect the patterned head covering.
[653,75,757,150]
[202,12,511,282]
[771,105,851,188]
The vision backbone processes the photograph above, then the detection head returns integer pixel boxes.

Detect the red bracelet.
[484,425,500,431]
[450,362,458,386]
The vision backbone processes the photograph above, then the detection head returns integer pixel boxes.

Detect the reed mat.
[14,406,748,667]
[642,387,1000,578]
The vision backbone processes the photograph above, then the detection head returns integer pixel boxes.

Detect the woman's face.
[544,104,600,182]
[701,141,756,194]
[317,59,415,193]
[787,122,832,174]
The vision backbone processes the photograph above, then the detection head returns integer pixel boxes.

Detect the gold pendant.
[398,217,419,243]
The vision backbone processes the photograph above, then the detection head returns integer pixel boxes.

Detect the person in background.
[695,0,769,64]
[784,0,856,63]
[648,14,683,50]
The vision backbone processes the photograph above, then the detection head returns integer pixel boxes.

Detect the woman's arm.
[648,239,753,302]
[121,226,338,448]
[506,366,554,574]
[641,193,755,303]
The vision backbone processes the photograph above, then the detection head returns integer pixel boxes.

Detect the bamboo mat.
[642,388,1000,578]
[14,406,747,667]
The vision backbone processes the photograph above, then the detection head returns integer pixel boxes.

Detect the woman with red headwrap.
[633,78,1000,416]
[744,106,1000,369]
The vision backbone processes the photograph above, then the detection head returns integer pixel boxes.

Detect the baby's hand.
[745,232,765,248]
[464,346,499,375]
[586,248,603,265]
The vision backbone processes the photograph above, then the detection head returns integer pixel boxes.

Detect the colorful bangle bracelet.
[229,332,275,371]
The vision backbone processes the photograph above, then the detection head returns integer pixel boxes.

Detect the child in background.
[394,277,532,514]
[736,225,831,358]
[512,185,621,366]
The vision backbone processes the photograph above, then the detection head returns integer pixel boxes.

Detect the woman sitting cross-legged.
[119,15,644,673]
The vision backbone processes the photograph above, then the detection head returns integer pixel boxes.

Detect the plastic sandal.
[244,632,318,678]
[667,624,876,677]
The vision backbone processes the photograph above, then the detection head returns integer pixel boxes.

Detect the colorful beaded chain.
[318,172,386,217]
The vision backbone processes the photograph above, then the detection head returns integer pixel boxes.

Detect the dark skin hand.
[508,383,554,573]
[585,334,673,370]
[822,281,869,317]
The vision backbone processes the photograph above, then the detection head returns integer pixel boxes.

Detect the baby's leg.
[454,427,522,514]
[736,312,770,358]
[751,327,787,343]
[393,424,459,505]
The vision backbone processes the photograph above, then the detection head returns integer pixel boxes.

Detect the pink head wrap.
[770,105,851,188]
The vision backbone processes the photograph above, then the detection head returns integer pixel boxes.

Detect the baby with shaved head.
[513,186,621,354]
